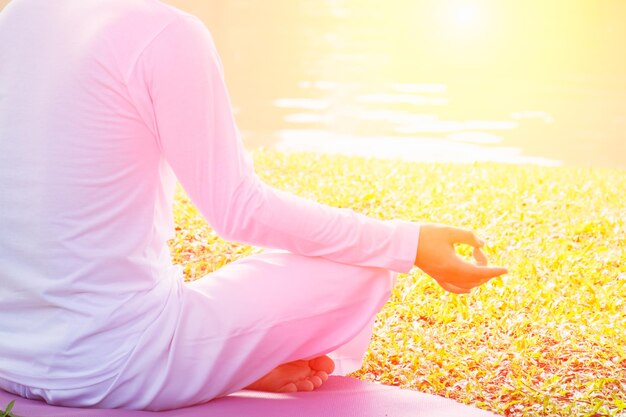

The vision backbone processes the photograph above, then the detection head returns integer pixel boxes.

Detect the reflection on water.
[184,0,625,169]
[275,130,560,166]
[201,0,625,168]
[272,80,561,165]
[6,0,621,167]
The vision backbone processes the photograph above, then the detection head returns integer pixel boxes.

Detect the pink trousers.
[1,251,396,411]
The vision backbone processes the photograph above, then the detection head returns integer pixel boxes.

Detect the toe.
[309,356,335,374]
[315,371,329,383]
[295,379,315,392]
[309,375,323,389]
[278,382,298,393]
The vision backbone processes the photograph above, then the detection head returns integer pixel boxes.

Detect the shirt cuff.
[388,220,421,273]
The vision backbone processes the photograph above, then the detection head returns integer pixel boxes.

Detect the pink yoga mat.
[0,376,500,417]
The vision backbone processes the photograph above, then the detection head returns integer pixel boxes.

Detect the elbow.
[209,178,267,243]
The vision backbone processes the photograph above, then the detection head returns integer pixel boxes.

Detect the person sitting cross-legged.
[0,0,507,411]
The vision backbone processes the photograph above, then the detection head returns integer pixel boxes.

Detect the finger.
[473,247,488,266]
[451,256,508,282]
[467,265,509,283]
[450,227,484,248]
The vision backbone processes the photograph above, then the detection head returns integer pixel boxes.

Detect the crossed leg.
[179,250,396,404]
[94,250,396,410]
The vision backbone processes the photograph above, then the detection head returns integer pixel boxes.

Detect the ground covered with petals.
[170,150,626,417]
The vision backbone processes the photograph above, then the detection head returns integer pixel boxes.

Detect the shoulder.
[88,0,215,78]
[100,0,205,51]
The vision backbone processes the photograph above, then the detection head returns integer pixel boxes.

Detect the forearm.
[210,173,420,273]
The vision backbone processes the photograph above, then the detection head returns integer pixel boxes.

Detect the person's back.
[0,0,187,390]
[0,0,507,411]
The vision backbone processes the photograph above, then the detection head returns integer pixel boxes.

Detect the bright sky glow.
[447,1,483,32]
[156,0,626,168]
[452,3,480,26]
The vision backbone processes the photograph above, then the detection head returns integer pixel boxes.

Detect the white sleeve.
[133,15,420,273]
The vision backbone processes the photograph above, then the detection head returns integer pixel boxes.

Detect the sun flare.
[451,3,480,27]
[445,1,485,34]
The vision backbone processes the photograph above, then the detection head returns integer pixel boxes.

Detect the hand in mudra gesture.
[414,223,508,294]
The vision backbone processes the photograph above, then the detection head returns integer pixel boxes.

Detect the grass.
[0,400,16,417]
[169,149,626,417]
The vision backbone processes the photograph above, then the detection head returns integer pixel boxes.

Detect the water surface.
[3,0,624,168]
[182,0,626,169]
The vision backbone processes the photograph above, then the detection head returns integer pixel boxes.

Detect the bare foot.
[245,355,335,393]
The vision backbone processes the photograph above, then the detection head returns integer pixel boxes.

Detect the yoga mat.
[0,376,500,417]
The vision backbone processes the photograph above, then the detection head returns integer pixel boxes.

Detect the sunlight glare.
[448,1,483,31]
[454,4,478,26]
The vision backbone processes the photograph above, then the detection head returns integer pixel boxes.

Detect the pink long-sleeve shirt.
[0,0,420,389]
